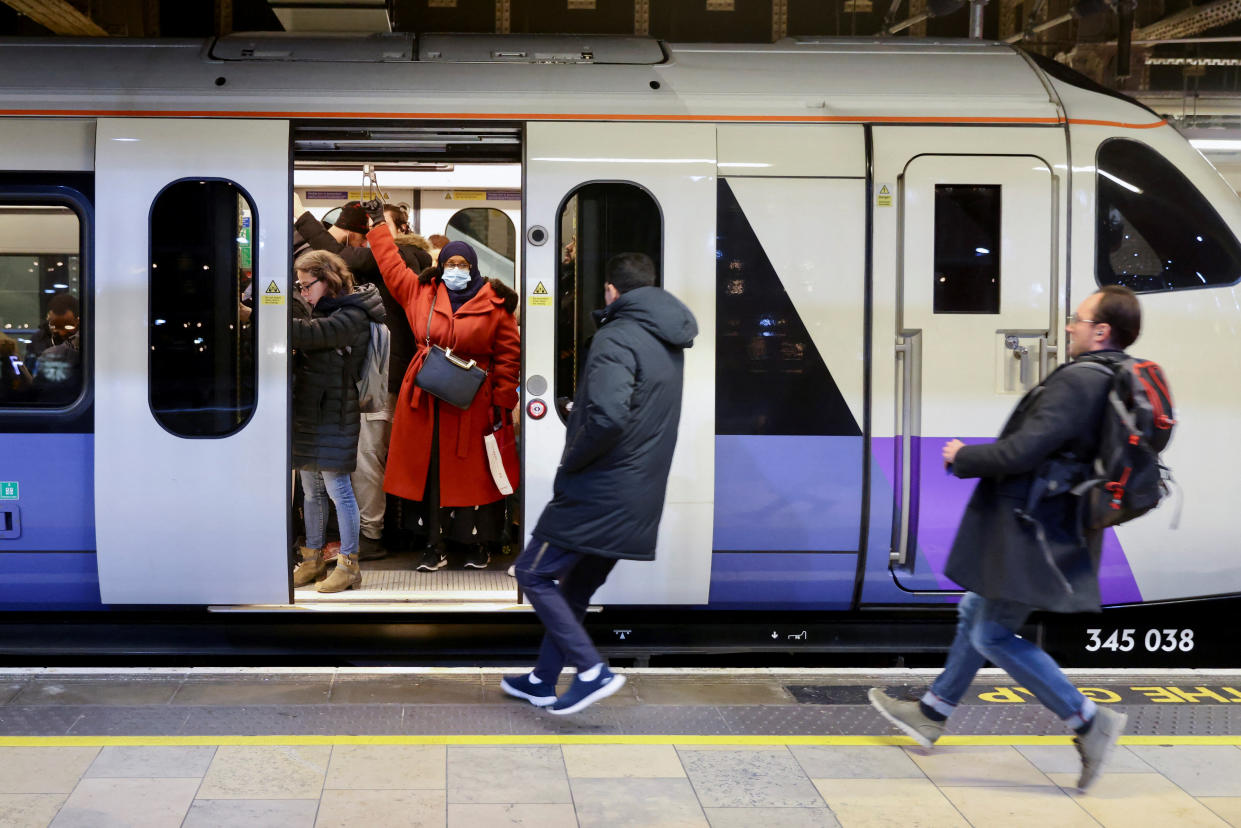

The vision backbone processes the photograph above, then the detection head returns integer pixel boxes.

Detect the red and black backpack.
[1072,353,1177,529]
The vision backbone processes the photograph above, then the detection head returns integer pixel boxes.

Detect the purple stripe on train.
[870,437,1143,605]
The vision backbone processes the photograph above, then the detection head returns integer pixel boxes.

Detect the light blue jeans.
[923,592,1095,728]
[300,470,360,560]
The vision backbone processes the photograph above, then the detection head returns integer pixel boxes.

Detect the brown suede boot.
[317,553,362,593]
[292,546,326,588]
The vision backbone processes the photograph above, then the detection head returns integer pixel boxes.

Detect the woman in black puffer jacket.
[290,250,387,593]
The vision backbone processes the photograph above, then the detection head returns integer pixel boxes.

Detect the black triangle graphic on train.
[714,179,862,437]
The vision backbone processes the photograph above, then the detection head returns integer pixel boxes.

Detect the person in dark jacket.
[502,253,698,716]
[870,285,1143,792]
[290,250,387,594]
[295,204,432,561]
[24,292,80,373]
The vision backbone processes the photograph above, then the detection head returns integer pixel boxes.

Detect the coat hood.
[599,286,697,349]
[394,232,431,252]
[320,282,387,324]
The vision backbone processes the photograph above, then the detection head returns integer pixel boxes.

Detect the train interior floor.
[294,548,520,605]
[2,668,1241,827]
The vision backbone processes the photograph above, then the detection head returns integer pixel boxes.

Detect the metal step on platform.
[295,567,517,603]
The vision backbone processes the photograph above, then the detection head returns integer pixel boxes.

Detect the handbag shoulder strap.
[423,288,437,347]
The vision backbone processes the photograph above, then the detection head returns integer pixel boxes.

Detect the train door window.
[447,207,517,288]
[555,183,661,407]
[0,204,83,407]
[1096,139,1241,292]
[932,184,1001,313]
[149,179,257,437]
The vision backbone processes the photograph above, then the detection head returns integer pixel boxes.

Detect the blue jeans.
[515,538,618,682]
[300,470,360,560]
[924,592,1094,728]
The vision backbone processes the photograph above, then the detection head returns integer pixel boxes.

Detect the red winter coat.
[369,224,521,507]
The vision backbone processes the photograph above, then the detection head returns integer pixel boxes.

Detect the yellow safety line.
[2,734,1239,748]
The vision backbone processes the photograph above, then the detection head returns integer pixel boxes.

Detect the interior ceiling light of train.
[291,124,523,164]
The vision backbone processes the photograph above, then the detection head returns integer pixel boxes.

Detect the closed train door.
[523,122,716,604]
[872,127,1066,593]
[94,119,291,604]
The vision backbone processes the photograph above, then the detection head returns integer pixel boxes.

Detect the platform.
[2,668,1240,826]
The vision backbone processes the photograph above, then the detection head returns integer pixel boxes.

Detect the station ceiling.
[1,0,1239,95]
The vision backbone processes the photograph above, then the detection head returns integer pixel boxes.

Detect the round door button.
[527,398,547,420]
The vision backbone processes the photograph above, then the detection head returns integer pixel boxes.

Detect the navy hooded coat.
[534,285,698,561]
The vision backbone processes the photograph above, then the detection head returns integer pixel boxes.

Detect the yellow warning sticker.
[876,184,893,207]
[529,281,552,306]
[261,279,284,306]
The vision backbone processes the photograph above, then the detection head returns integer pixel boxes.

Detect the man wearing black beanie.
[502,252,698,715]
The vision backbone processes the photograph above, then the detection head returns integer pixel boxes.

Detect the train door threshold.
[208,601,536,613]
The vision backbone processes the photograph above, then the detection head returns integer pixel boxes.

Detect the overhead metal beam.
[2,0,109,36]
[1136,0,1241,40]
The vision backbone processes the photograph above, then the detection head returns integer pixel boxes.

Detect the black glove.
[363,198,385,227]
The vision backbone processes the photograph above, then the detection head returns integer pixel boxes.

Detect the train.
[1,32,1239,663]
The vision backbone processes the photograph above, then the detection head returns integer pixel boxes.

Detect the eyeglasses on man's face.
[295,279,320,294]
[1069,312,1097,325]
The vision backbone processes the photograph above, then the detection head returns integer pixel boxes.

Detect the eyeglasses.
[295,279,320,293]
[1069,312,1097,325]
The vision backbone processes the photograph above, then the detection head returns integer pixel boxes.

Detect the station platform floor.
[1,667,1240,827]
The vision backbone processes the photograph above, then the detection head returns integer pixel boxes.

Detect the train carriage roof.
[0,34,1081,124]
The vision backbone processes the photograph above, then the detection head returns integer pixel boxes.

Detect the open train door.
[94,119,291,604]
[523,122,716,604]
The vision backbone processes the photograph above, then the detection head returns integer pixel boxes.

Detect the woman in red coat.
[369,217,521,571]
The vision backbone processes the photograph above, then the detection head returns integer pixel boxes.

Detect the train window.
[447,207,516,287]
[555,183,661,409]
[933,184,1001,314]
[0,205,83,407]
[1096,139,1241,292]
[149,180,257,438]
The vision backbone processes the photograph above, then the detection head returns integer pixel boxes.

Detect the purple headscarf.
[438,240,480,279]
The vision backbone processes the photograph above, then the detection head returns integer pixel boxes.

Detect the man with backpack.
[870,285,1153,792]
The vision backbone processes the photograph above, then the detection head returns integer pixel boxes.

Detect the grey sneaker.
[868,688,945,748]
[1075,707,1128,791]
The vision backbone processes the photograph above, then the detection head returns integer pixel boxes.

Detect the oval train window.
[149,179,257,438]
[554,183,661,408]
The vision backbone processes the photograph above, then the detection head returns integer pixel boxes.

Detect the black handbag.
[414,290,487,410]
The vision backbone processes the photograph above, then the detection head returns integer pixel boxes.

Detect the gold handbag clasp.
[443,348,478,371]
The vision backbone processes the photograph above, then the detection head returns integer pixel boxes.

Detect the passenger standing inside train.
[294,202,432,561]
[367,210,520,572]
[289,250,387,593]
[503,253,698,715]
[428,234,449,267]
[869,285,1142,791]
[24,293,80,372]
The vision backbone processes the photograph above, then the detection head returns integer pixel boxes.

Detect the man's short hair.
[47,293,79,317]
[428,234,449,249]
[1095,284,1141,349]
[606,252,657,294]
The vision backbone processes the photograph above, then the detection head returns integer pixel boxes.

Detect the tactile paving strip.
[2,702,1238,737]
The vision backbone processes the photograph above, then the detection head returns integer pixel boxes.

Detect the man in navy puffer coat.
[504,252,697,716]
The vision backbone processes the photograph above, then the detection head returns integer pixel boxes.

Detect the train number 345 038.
[1085,628,1194,653]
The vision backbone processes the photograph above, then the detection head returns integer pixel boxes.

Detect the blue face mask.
[442,266,471,291]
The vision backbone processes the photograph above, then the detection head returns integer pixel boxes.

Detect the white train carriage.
[0,34,1238,619]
